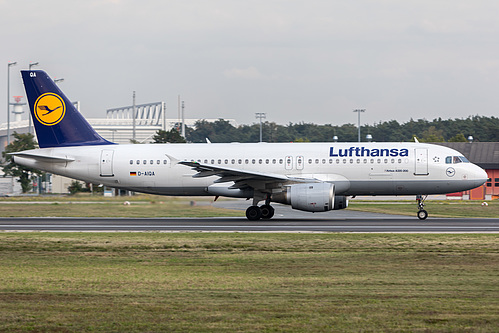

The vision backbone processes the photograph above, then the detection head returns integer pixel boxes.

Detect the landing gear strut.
[245,194,275,221]
[416,195,428,220]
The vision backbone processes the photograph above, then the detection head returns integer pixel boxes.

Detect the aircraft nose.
[472,166,488,187]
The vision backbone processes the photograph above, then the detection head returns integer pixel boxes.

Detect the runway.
[1,216,499,232]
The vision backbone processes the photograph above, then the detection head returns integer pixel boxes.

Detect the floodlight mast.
[353,109,365,142]
[7,61,17,145]
[27,62,40,134]
[255,112,266,142]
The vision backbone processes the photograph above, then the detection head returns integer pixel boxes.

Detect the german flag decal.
[130,172,137,176]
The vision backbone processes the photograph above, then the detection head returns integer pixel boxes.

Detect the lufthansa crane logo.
[34,93,66,126]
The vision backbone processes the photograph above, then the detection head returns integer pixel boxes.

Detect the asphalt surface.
[1,199,498,232]
[1,216,498,232]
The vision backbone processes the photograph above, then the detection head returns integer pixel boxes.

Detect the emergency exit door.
[100,150,114,177]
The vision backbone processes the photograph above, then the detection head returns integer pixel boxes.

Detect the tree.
[67,180,84,194]
[153,128,186,143]
[448,133,467,142]
[420,126,445,142]
[2,132,42,193]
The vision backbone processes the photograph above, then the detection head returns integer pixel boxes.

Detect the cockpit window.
[446,156,469,164]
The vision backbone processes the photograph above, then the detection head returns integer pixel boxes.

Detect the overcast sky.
[1,0,499,127]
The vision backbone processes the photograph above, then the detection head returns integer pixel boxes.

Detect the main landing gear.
[416,195,428,220]
[246,195,275,221]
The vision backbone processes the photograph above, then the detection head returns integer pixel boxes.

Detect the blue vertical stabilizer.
[21,70,114,148]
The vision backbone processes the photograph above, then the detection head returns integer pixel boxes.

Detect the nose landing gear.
[416,195,428,220]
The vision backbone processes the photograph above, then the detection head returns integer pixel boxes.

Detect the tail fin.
[21,70,113,148]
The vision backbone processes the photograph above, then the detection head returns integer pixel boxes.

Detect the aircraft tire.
[246,206,262,221]
[260,205,275,220]
[417,209,428,220]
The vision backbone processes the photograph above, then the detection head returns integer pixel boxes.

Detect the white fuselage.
[14,142,487,197]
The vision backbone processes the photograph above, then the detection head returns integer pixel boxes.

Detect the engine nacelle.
[287,183,335,212]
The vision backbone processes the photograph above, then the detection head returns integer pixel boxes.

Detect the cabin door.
[414,148,428,175]
[100,150,114,177]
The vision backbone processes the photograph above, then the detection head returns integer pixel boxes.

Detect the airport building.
[0,100,236,195]
[1,99,497,199]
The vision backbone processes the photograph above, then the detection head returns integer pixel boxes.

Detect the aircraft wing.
[178,160,320,189]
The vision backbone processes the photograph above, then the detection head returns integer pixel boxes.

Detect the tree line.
[154,115,499,143]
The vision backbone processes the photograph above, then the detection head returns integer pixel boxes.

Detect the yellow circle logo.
[34,93,66,126]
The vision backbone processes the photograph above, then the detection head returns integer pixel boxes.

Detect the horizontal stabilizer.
[10,151,75,163]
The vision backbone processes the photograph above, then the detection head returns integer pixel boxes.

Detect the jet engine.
[272,183,348,212]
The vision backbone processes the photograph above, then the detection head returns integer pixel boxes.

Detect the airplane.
[11,70,488,220]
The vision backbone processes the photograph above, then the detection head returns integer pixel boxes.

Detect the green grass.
[1,194,498,218]
[0,198,242,218]
[349,200,499,218]
[0,233,497,332]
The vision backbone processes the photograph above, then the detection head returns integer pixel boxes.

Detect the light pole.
[255,112,266,142]
[353,109,365,142]
[27,62,39,134]
[7,61,17,145]
[132,91,136,142]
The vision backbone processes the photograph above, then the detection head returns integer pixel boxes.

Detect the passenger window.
[130,160,133,164]
[329,159,333,164]
[356,159,360,164]
[259,159,263,164]
[265,159,269,164]
[231,159,235,164]
[163,160,167,164]
[211,159,215,164]
[398,159,401,163]
[279,159,283,164]
[384,159,388,163]
[336,159,340,164]
[363,159,367,164]
[224,159,228,164]
[377,159,381,164]
[143,160,147,164]
[245,159,249,164]
[272,159,276,164]
[343,159,347,164]
[150,160,153,164]
[391,159,395,163]
[349,159,353,164]
[322,159,326,164]
[157,160,160,164]
[218,159,221,164]
[315,159,320,164]
[238,159,242,164]
[308,159,312,164]
[370,159,374,164]
[252,159,256,164]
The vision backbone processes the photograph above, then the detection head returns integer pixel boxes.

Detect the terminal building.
[0,100,236,195]
[1,99,497,199]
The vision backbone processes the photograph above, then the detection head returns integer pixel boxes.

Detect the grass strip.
[349,200,499,218]
[0,233,497,332]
